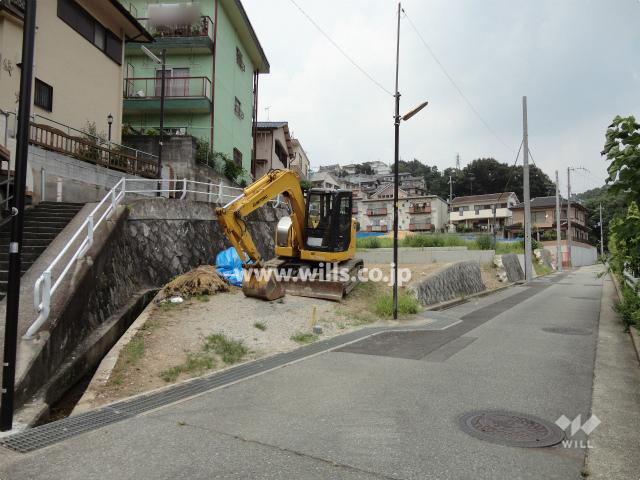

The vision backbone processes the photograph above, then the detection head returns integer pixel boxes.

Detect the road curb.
[609,271,640,367]
[425,283,515,311]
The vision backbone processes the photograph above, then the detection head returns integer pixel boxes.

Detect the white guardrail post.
[181,178,187,199]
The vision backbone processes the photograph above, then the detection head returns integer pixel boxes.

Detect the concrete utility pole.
[566,167,572,268]
[599,202,604,257]
[392,2,401,320]
[522,96,533,281]
[555,170,562,271]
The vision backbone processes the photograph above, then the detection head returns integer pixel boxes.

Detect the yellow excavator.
[216,169,363,301]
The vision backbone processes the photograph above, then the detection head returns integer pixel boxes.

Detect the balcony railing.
[124,76,212,100]
[367,225,388,232]
[366,208,387,216]
[408,206,431,214]
[29,122,157,178]
[409,223,433,231]
[136,15,214,42]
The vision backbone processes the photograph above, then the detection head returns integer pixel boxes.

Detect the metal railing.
[124,76,212,100]
[624,269,639,291]
[27,177,283,339]
[135,15,214,42]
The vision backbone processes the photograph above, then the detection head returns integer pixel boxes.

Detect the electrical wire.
[500,139,524,198]
[288,0,394,96]
[402,10,516,154]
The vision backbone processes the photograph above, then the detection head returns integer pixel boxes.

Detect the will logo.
[555,414,600,448]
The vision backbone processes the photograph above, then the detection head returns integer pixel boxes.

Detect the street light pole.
[1,0,36,432]
[392,2,401,320]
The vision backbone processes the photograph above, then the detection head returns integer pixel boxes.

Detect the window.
[236,47,245,72]
[34,79,53,111]
[234,97,244,119]
[57,0,122,65]
[233,148,242,167]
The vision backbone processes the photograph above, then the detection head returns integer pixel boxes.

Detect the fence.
[27,177,283,338]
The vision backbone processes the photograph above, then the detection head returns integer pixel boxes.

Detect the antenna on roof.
[455,153,461,170]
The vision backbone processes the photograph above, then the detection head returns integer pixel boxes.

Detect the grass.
[533,261,553,276]
[615,284,640,331]
[290,332,319,344]
[121,336,145,366]
[374,292,420,317]
[195,294,210,302]
[159,334,248,383]
[356,233,522,252]
[253,321,267,331]
[495,242,524,254]
[203,334,248,364]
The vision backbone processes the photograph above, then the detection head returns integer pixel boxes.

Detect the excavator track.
[259,257,364,302]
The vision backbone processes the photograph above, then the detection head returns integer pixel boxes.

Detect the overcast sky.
[243,0,640,194]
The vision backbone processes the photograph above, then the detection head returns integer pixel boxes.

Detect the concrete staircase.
[0,202,85,300]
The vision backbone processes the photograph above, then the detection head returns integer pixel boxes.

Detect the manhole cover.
[542,327,592,336]
[458,410,564,448]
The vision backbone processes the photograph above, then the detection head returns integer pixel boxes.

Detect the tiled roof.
[452,192,517,205]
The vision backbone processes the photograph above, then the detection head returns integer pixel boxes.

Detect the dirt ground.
[78,261,503,410]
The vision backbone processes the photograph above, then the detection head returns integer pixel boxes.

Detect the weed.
[203,334,248,364]
[158,301,181,312]
[374,292,420,317]
[580,468,590,478]
[254,321,267,331]
[615,284,640,331]
[122,336,145,366]
[160,366,182,382]
[177,421,186,426]
[290,332,319,344]
[159,352,215,382]
[195,295,210,302]
[533,261,553,276]
[111,376,123,386]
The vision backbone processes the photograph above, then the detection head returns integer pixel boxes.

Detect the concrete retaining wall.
[410,261,486,305]
[494,254,524,283]
[357,247,495,265]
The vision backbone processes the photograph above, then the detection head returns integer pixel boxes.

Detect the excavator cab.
[304,189,353,253]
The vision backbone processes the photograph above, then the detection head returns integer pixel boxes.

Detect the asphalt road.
[0,265,622,479]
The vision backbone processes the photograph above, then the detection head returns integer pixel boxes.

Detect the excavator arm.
[215,169,306,268]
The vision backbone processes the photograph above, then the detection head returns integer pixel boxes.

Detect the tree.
[355,163,374,175]
[602,115,640,205]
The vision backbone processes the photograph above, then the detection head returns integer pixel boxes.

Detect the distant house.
[365,160,391,175]
[509,196,590,243]
[318,163,342,176]
[355,183,448,233]
[289,138,310,180]
[450,192,519,233]
[310,170,341,190]
[254,121,293,178]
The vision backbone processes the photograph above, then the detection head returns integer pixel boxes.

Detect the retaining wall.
[410,261,486,305]
[357,247,495,265]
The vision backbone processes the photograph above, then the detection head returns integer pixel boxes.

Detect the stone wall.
[410,261,486,305]
[493,254,525,283]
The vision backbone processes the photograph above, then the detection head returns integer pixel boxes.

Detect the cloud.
[244,0,640,192]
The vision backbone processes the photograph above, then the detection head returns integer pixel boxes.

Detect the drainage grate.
[542,327,592,336]
[458,410,564,448]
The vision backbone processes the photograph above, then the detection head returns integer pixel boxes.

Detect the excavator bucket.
[242,267,286,301]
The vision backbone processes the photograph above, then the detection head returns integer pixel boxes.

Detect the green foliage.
[254,321,267,331]
[122,336,145,366]
[355,163,374,175]
[602,116,640,205]
[203,334,248,364]
[290,332,319,344]
[300,179,312,191]
[615,284,640,331]
[608,202,640,276]
[494,242,524,254]
[374,292,420,317]
[160,352,215,382]
[541,229,557,241]
[357,236,383,249]
[474,234,495,250]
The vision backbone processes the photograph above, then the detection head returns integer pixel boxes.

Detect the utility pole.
[157,48,166,197]
[522,96,533,281]
[566,167,572,268]
[392,2,401,320]
[599,202,604,258]
[555,170,562,271]
[1,0,36,432]
[448,175,453,231]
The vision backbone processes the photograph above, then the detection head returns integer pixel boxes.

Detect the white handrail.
[26,176,286,338]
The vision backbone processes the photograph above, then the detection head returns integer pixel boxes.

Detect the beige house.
[254,121,293,178]
[0,0,152,145]
[289,137,310,179]
[509,196,590,243]
[310,170,341,190]
[450,192,519,233]
[356,184,448,233]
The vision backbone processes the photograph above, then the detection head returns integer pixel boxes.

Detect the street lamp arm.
[401,101,428,121]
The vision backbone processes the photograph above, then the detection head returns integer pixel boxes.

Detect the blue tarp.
[215,247,245,287]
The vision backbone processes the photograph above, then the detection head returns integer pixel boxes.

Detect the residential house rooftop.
[452,192,518,205]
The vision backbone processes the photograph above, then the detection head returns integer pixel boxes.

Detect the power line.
[288,0,393,96]
[501,138,524,196]
[402,10,515,154]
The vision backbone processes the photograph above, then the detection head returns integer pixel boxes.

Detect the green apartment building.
[120,0,269,175]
